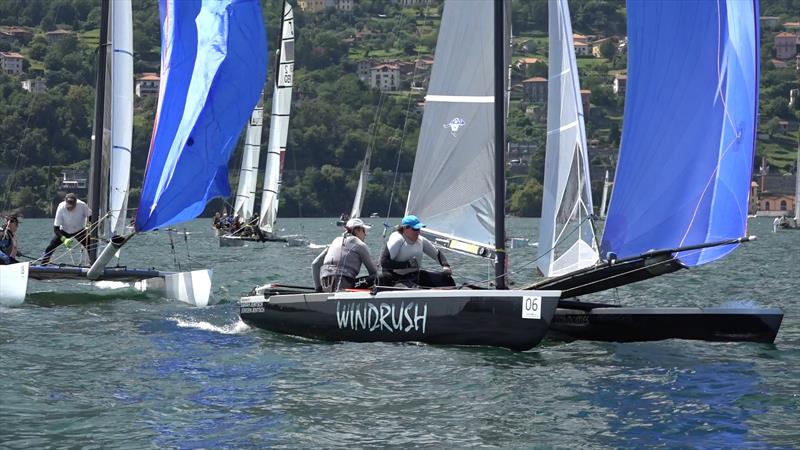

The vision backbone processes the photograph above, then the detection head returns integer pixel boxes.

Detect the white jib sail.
[259,2,294,234]
[537,0,599,278]
[405,0,497,250]
[233,94,264,221]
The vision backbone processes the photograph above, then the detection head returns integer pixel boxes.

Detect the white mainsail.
[536,0,598,277]
[405,0,508,255]
[350,146,372,219]
[93,0,132,242]
[259,2,295,234]
[233,95,264,221]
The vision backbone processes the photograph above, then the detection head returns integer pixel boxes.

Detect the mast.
[493,0,507,289]
[88,0,110,263]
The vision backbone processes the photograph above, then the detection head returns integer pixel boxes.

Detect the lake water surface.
[1,217,798,448]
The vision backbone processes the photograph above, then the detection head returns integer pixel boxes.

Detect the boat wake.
[170,317,250,334]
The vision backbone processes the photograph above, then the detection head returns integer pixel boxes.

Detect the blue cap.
[401,215,425,230]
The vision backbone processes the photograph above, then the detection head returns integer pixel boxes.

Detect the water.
[1,217,798,448]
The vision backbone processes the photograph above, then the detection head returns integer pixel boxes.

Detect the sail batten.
[600,0,759,267]
[135,0,268,232]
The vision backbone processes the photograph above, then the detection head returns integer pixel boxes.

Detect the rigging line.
[167,228,180,271]
[457,214,597,286]
[383,0,433,229]
[182,228,192,271]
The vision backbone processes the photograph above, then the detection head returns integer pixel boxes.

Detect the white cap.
[346,218,371,230]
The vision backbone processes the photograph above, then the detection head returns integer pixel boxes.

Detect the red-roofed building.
[775,32,798,59]
[0,51,24,75]
[135,72,160,98]
[370,63,400,91]
[522,77,547,104]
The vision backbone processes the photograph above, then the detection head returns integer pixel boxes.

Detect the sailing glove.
[0,251,11,264]
[442,265,452,276]
[408,257,418,269]
[61,237,75,249]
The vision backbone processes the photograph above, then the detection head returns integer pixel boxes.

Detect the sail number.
[522,296,541,320]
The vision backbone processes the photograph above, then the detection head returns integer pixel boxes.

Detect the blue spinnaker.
[135,0,267,232]
[600,0,759,267]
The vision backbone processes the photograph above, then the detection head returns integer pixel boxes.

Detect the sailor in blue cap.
[378,215,454,288]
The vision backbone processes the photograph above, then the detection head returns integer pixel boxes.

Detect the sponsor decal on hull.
[337,301,428,333]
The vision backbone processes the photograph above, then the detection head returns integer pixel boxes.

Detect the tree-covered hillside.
[0,0,798,218]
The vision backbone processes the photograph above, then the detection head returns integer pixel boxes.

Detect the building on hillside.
[759,193,796,216]
[784,22,800,30]
[574,40,590,56]
[0,30,13,44]
[135,72,160,98]
[613,74,626,96]
[790,88,799,108]
[357,59,375,82]
[591,37,617,58]
[771,58,790,69]
[0,51,24,75]
[336,0,353,11]
[45,29,73,43]
[774,32,798,59]
[298,0,327,12]
[370,63,400,91]
[60,170,88,192]
[1,27,33,42]
[21,78,46,94]
[755,172,797,216]
[760,16,780,29]
[515,57,541,77]
[522,77,547,104]
[391,0,434,6]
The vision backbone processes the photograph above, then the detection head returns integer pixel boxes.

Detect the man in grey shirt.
[312,218,378,292]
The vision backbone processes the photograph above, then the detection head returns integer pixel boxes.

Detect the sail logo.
[443,117,465,137]
[336,301,428,333]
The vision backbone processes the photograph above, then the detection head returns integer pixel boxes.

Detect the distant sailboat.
[0,0,268,307]
[240,0,561,351]
[336,145,372,227]
[533,0,783,343]
[776,135,800,230]
[220,1,297,247]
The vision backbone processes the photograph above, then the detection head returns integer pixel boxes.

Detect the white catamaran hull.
[0,262,29,306]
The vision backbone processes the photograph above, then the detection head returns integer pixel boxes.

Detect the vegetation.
[0,0,798,218]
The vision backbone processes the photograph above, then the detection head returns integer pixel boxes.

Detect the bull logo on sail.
[443,117,465,137]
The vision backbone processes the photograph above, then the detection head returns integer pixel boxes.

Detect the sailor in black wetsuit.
[0,215,20,265]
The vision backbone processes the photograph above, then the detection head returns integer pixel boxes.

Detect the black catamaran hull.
[218,234,287,247]
[240,290,560,351]
[549,304,783,344]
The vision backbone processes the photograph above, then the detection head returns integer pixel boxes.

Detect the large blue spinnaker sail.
[135,0,267,232]
[600,0,759,267]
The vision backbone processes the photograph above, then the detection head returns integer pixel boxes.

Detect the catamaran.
[531,0,783,343]
[0,0,268,307]
[219,2,297,247]
[240,0,560,351]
